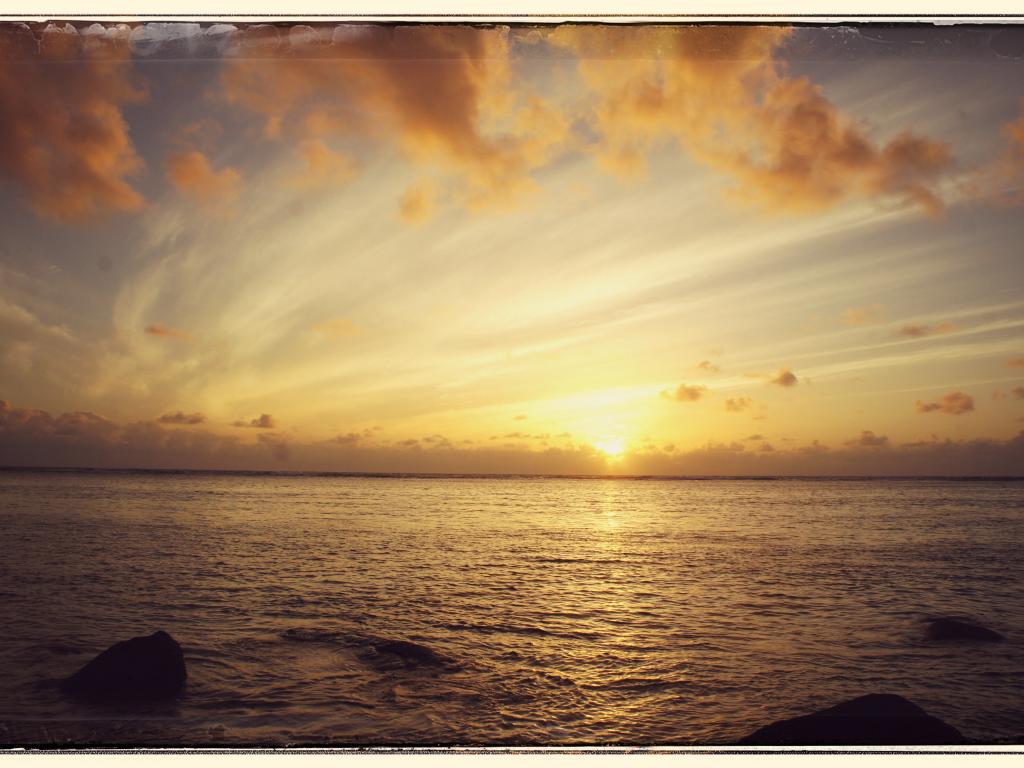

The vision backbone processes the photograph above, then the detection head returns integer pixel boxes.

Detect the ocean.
[0,469,1022,746]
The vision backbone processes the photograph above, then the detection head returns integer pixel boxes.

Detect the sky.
[1,21,1024,475]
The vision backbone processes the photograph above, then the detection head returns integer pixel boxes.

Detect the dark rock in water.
[926,618,1005,643]
[60,631,186,703]
[738,694,964,746]
[373,640,447,668]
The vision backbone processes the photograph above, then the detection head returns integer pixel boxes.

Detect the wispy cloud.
[898,321,956,338]
[144,323,190,341]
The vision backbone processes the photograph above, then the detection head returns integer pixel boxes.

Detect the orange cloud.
[844,304,884,327]
[294,138,357,187]
[661,383,707,402]
[1007,357,1024,368]
[313,318,362,340]
[144,323,189,341]
[399,179,438,224]
[898,322,956,338]
[770,368,798,387]
[1013,386,1024,400]
[158,411,206,425]
[967,99,1024,207]
[166,149,242,206]
[543,25,952,216]
[220,25,570,215]
[724,397,753,412]
[0,23,146,222]
[916,391,974,415]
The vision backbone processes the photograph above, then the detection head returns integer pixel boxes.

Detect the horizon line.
[2,466,1022,481]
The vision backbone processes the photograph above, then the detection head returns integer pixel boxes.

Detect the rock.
[738,693,964,746]
[926,618,1005,643]
[373,640,446,668]
[60,630,186,703]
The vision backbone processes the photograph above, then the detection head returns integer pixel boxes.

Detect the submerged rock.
[60,630,186,703]
[738,693,964,746]
[373,640,447,668]
[925,618,1005,643]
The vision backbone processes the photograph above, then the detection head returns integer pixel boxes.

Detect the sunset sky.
[1,22,1024,474]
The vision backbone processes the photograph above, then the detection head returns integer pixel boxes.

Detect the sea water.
[0,470,1022,745]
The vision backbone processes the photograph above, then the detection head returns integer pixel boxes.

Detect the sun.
[593,436,626,459]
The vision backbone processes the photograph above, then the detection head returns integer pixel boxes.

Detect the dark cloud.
[915,391,975,415]
[158,411,206,425]
[232,413,276,429]
[3,398,1024,476]
[770,368,798,387]
[257,432,289,461]
[845,430,890,448]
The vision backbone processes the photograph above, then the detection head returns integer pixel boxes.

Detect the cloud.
[1007,357,1024,368]
[220,25,571,214]
[724,397,753,412]
[4,398,1024,476]
[293,138,357,187]
[399,178,438,224]
[846,430,890,448]
[969,99,1024,207]
[313,318,362,340]
[158,411,206,425]
[695,360,720,373]
[897,322,956,338]
[257,432,290,461]
[144,323,190,340]
[1013,386,1024,400]
[544,25,953,216]
[844,304,884,327]
[233,413,276,429]
[915,391,975,415]
[770,368,798,387]
[165,149,242,206]
[0,23,147,222]
[661,383,707,402]
[513,414,527,421]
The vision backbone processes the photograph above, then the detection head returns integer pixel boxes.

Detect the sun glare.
[593,437,626,459]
